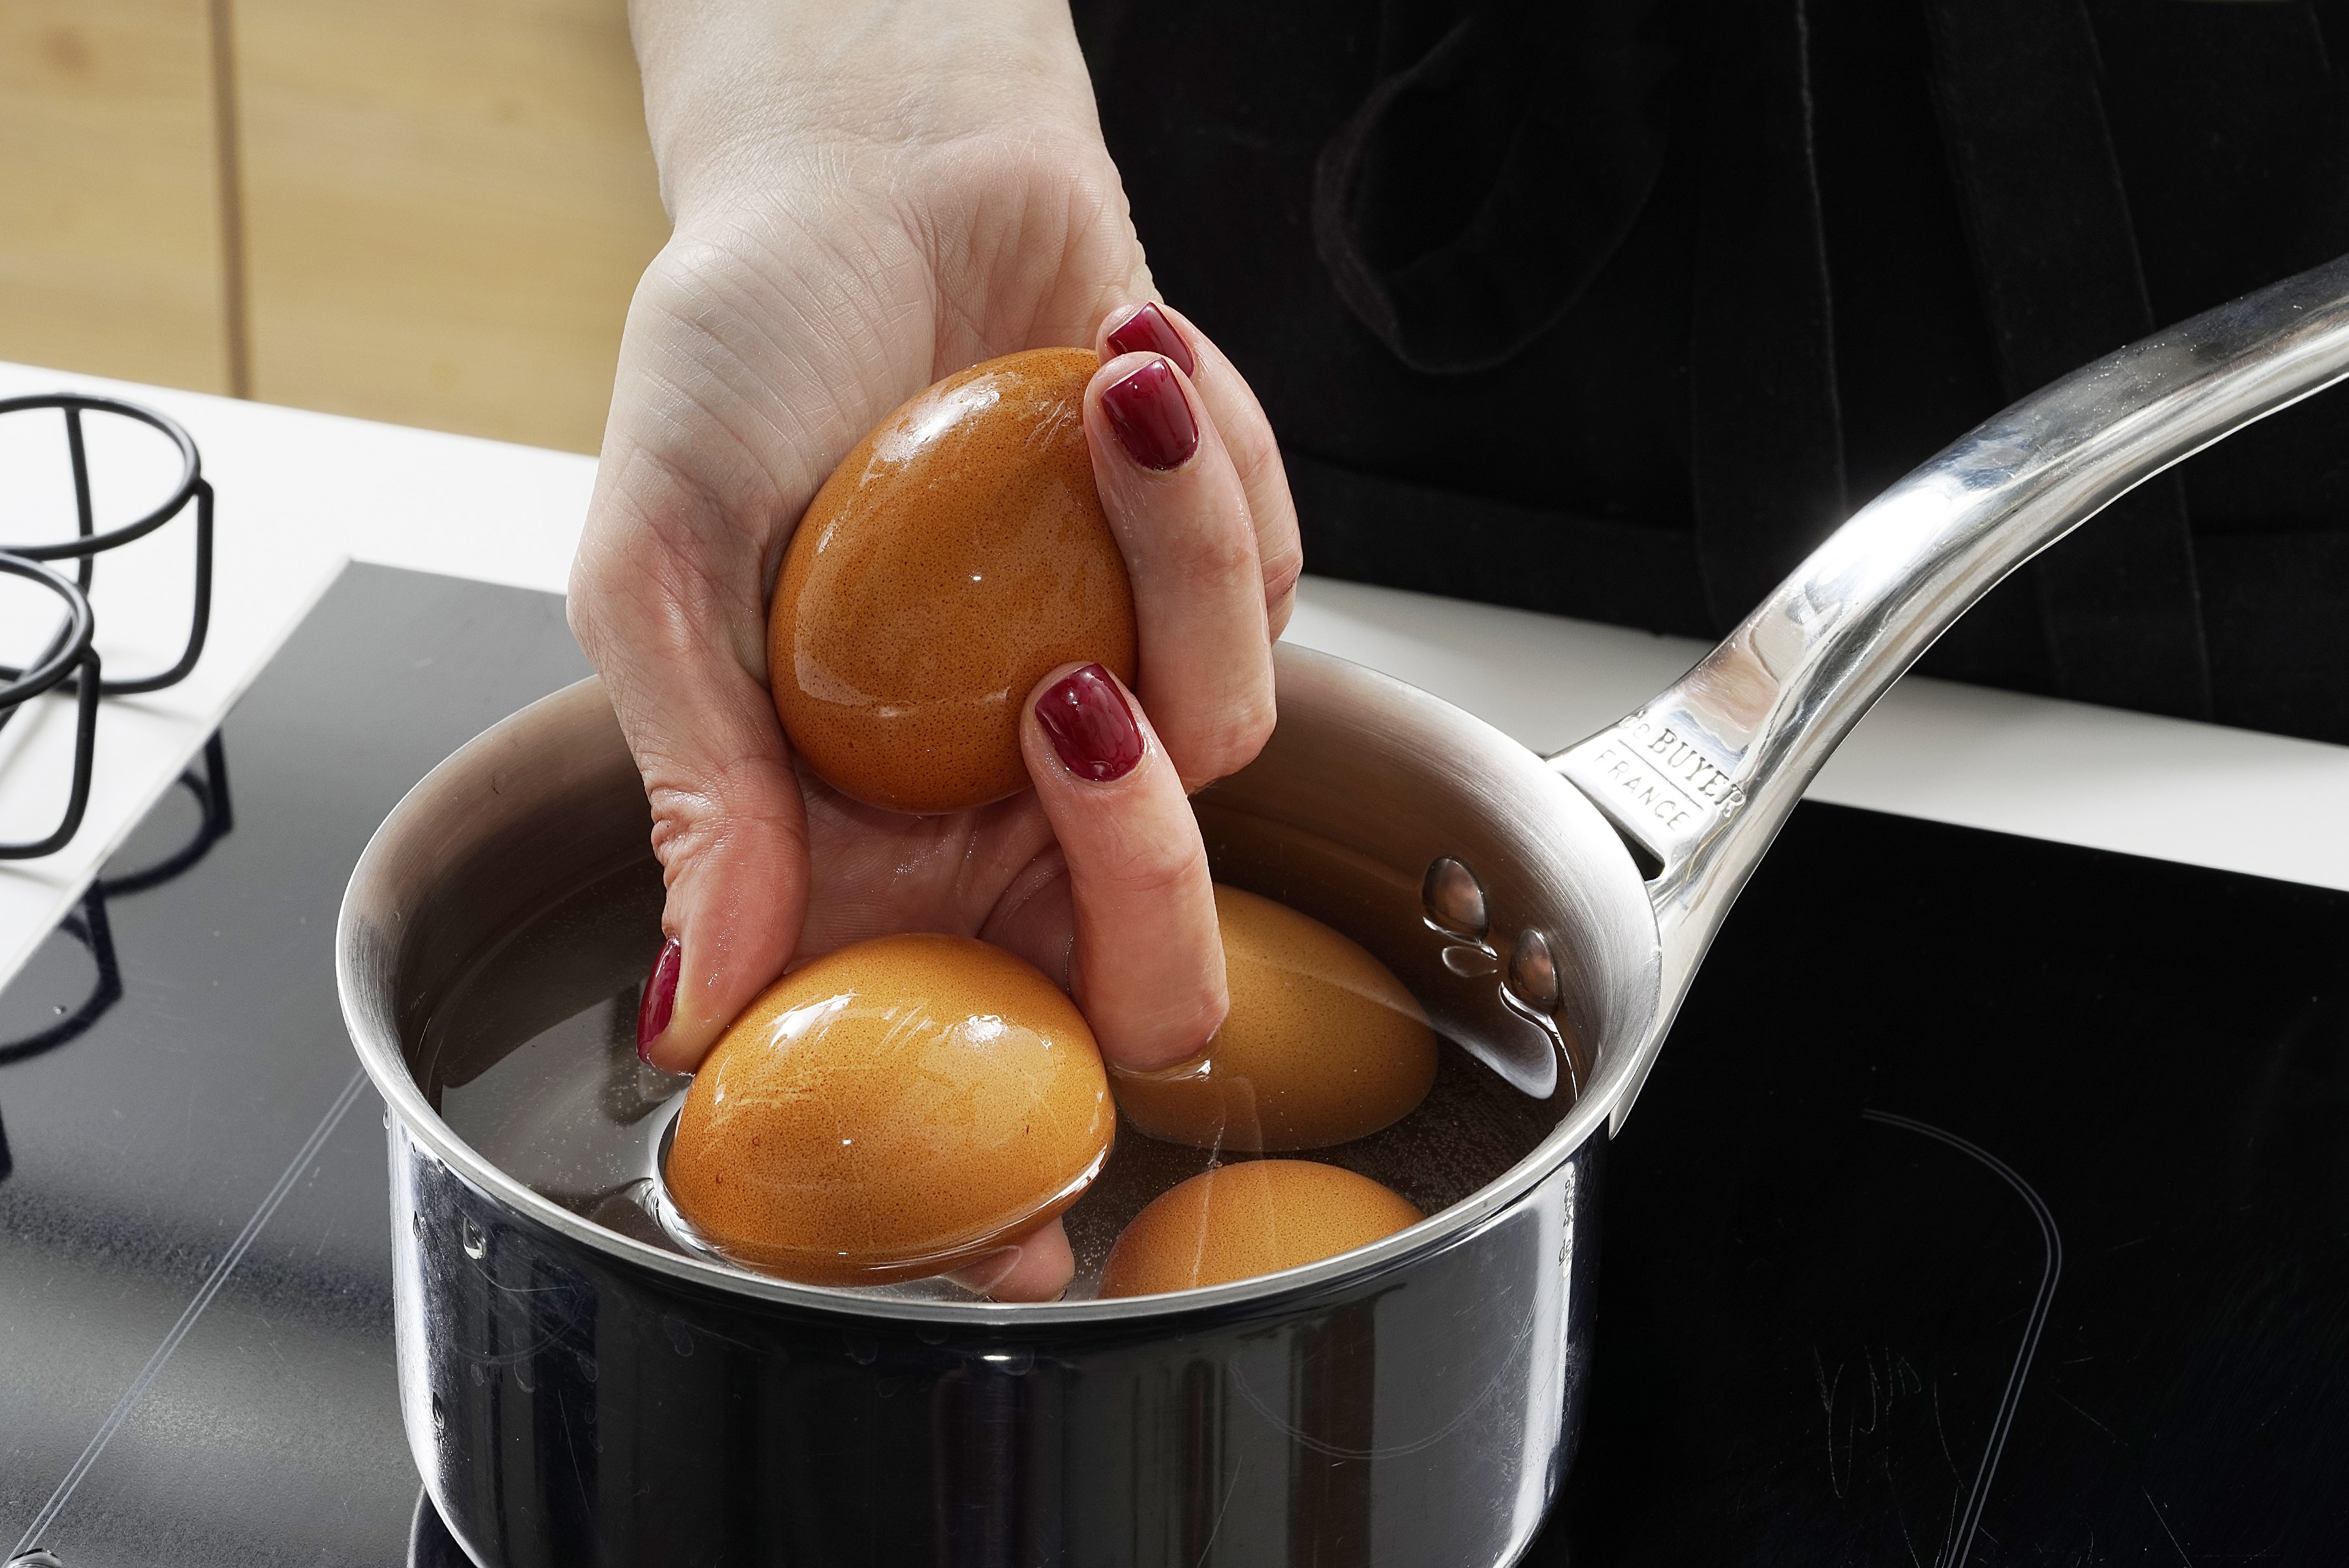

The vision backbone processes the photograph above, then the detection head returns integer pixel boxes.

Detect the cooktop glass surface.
[0,566,591,1565]
[1,564,2344,1565]
[1540,805,2349,1565]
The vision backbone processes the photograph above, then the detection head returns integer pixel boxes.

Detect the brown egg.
[1111,885,1438,1152]
[1098,1160,1424,1298]
[768,347,1139,815]
[663,933,1114,1285]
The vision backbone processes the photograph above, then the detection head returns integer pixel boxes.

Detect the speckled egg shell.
[1111,885,1439,1152]
[664,932,1114,1285]
[768,347,1139,815]
[1098,1160,1424,1299]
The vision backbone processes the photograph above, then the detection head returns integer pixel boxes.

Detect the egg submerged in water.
[1111,885,1439,1152]
[769,347,1139,815]
[1098,1159,1424,1299]
[662,933,1115,1285]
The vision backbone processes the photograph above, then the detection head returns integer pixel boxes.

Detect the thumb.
[628,703,810,1075]
[571,495,809,1078]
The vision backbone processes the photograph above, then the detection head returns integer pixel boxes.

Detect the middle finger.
[1086,350,1276,793]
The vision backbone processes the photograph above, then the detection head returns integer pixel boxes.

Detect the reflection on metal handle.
[1556,251,2349,1133]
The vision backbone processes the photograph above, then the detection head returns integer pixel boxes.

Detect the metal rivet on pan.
[9,1552,67,1568]
[1508,930,1561,1014]
[461,1215,487,1261]
[1422,857,1488,938]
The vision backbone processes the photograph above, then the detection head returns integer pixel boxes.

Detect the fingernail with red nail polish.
[1101,359,1199,472]
[1037,664,1144,782]
[1106,303,1195,377]
[637,936,681,1062]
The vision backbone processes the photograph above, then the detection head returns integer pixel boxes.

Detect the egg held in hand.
[663,934,1115,1285]
[1098,1159,1424,1299]
[1110,885,1438,1152]
[769,347,1139,815]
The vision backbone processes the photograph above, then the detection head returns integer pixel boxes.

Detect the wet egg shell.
[663,933,1114,1285]
[768,347,1139,815]
[1098,1160,1424,1299]
[1111,885,1438,1152]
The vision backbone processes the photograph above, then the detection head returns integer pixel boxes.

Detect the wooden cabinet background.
[1,0,236,395]
[0,0,670,454]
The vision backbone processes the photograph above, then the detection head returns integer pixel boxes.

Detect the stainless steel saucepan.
[340,255,2349,1568]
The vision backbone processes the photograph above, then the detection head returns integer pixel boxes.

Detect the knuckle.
[1143,996,1229,1064]
[1202,525,1261,585]
[1223,415,1294,516]
[1088,815,1208,907]
[1117,979,1230,1068]
[1173,694,1278,788]
[1143,515,1260,603]
[1115,839,1205,906]
[641,749,805,884]
[1260,536,1305,610]
[1231,434,1283,500]
[1122,473,1260,587]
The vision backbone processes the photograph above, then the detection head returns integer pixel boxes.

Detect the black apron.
[1073,0,2349,746]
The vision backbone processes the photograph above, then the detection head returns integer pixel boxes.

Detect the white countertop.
[5,358,2347,989]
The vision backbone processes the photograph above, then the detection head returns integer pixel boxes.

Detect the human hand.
[569,0,1300,1299]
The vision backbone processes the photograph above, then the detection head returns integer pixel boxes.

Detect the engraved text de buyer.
[1586,719,1747,835]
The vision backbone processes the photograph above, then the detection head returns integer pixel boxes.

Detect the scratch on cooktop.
[2054,1390,2123,1446]
[1929,1377,1956,1474]
[1863,1110,2064,1568]
[1192,1448,1243,1566]
[1810,1346,1852,1499]
[7,1069,370,1559]
[2144,1487,2197,1566]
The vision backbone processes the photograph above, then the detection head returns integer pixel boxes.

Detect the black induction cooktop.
[1,564,2344,1565]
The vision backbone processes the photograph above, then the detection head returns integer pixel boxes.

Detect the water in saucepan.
[426,860,1573,1303]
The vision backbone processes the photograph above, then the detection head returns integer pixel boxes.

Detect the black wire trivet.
[0,394,215,859]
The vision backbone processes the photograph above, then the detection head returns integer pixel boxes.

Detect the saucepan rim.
[341,249,2349,1329]
[336,654,1655,1327]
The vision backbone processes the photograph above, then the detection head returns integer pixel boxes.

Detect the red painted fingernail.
[1036,664,1144,782]
[637,936,681,1062]
[1101,359,1199,471]
[1105,303,1195,377]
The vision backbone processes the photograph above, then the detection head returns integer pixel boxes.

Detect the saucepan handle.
[1554,251,2349,1133]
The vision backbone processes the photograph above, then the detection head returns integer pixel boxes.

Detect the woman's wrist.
[629,0,1107,223]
